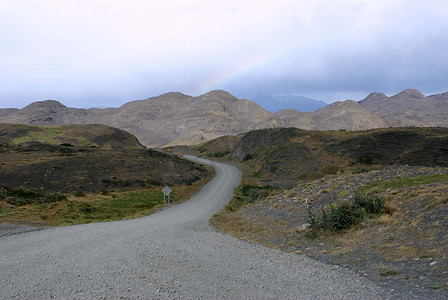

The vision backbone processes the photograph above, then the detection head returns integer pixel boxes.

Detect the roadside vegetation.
[0,177,211,225]
[306,192,385,238]
[0,124,214,226]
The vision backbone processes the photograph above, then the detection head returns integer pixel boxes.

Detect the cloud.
[0,0,447,107]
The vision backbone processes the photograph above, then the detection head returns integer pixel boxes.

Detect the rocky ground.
[212,165,448,298]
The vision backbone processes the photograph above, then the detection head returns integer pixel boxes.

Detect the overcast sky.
[1,0,447,108]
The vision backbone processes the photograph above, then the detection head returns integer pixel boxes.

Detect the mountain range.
[0,89,447,148]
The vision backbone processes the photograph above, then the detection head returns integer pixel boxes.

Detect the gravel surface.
[0,156,395,299]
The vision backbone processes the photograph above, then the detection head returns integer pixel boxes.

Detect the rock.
[298,223,311,232]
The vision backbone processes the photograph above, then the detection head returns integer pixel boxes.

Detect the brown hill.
[311,100,388,130]
[229,127,448,185]
[0,123,144,150]
[0,124,210,194]
[0,108,19,118]
[0,91,279,148]
[274,100,387,130]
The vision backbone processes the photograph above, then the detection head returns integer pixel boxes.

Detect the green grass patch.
[57,189,170,224]
[13,126,63,145]
[357,173,448,194]
[221,185,279,213]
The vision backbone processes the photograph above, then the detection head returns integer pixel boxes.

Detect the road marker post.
[162,186,172,205]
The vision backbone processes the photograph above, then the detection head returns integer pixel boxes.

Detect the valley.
[1,91,448,298]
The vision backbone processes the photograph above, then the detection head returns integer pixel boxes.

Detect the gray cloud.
[0,0,447,108]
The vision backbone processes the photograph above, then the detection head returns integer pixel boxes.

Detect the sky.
[0,0,447,108]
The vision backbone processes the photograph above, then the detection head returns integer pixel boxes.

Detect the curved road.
[0,156,392,299]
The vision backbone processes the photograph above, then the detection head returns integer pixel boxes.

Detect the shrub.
[223,185,278,213]
[322,165,341,175]
[211,151,230,158]
[307,192,386,236]
[73,191,85,197]
[357,155,374,165]
[352,166,371,174]
[353,192,385,214]
[314,204,364,232]
[243,153,254,161]
[308,172,323,180]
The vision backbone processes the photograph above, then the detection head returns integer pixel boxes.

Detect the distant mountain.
[1,89,447,148]
[359,89,448,127]
[251,92,327,113]
[0,90,279,148]
[0,108,19,118]
[274,100,387,130]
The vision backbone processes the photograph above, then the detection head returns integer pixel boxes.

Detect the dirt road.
[0,156,393,299]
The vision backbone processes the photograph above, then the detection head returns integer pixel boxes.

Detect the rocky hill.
[359,89,448,127]
[1,89,447,147]
[0,124,210,194]
[0,123,144,150]
[179,127,448,186]
[0,91,279,148]
[275,100,388,130]
[231,127,448,182]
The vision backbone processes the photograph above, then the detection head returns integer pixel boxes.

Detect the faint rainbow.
[193,48,287,96]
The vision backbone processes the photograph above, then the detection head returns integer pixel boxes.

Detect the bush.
[353,192,385,214]
[352,166,371,174]
[210,151,230,158]
[224,185,278,212]
[243,153,254,161]
[307,192,385,236]
[73,191,85,197]
[309,203,364,233]
[357,155,374,165]
[308,172,323,180]
[322,165,341,175]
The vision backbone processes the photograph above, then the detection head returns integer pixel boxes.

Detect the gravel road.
[0,156,395,299]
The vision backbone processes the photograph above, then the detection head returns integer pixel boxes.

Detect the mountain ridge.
[1,89,447,147]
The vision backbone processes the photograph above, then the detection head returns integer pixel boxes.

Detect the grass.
[357,173,448,194]
[57,189,165,223]
[0,175,212,226]
[218,184,279,213]
[12,126,63,145]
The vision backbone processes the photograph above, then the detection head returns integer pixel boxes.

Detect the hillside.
[0,124,210,192]
[0,123,144,150]
[202,127,448,296]
[179,127,448,187]
[0,124,212,225]
[1,89,447,148]
[232,127,448,184]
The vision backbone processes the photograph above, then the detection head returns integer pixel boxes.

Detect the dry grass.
[1,171,213,226]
